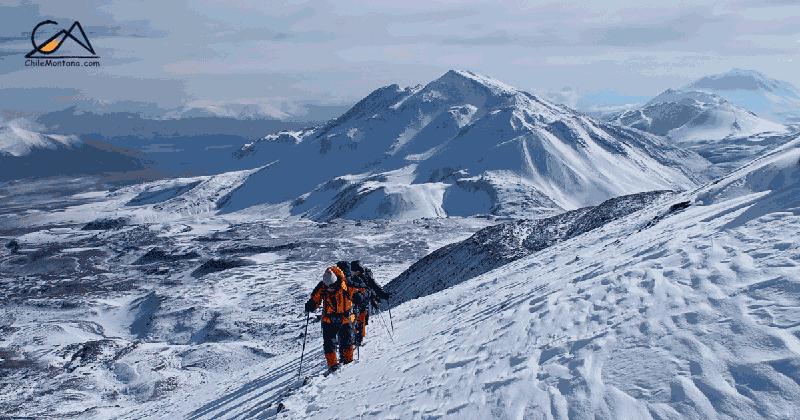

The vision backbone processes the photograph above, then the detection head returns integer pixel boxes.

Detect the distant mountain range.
[609,69,800,174]
[686,68,800,124]
[0,95,350,124]
[612,89,787,143]
[25,109,308,180]
[598,69,800,125]
[221,70,711,220]
[0,119,144,181]
[37,107,306,141]
[5,68,798,212]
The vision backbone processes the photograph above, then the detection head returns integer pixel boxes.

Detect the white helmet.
[322,268,337,286]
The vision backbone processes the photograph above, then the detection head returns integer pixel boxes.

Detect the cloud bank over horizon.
[1,0,799,117]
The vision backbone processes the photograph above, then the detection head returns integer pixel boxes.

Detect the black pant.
[322,321,353,363]
[353,295,370,344]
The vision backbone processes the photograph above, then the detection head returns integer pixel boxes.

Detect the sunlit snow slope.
[273,138,800,419]
[613,86,797,176]
[384,190,675,306]
[614,89,787,143]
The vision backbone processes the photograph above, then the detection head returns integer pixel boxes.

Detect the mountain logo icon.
[25,20,98,59]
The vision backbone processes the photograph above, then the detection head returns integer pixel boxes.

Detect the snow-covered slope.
[686,68,800,124]
[0,179,492,418]
[694,137,800,227]
[0,120,81,157]
[223,70,710,219]
[384,190,675,306]
[2,138,798,419]
[2,166,264,230]
[614,89,787,143]
[686,130,800,177]
[0,119,144,180]
[271,139,800,419]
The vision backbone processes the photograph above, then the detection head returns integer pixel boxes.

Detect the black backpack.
[336,261,351,280]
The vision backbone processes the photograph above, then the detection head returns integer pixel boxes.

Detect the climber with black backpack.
[348,260,391,347]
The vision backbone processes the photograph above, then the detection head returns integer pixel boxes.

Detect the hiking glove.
[304,299,315,313]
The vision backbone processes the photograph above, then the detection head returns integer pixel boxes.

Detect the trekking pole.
[387,307,394,333]
[371,298,394,343]
[376,307,395,343]
[298,312,310,379]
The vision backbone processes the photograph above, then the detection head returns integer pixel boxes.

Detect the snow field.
[275,144,800,419]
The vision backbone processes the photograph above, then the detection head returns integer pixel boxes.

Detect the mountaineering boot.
[325,363,341,376]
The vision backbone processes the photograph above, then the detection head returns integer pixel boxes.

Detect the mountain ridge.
[613,88,787,142]
[222,70,711,219]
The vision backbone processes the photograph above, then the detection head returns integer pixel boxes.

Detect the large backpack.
[336,261,351,280]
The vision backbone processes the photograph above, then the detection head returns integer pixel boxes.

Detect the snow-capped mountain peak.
[684,68,800,124]
[426,69,519,97]
[688,68,793,93]
[412,70,567,120]
[223,70,710,219]
[645,88,726,107]
[614,88,787,144]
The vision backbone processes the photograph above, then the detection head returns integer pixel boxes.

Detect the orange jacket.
[309,266,356,324]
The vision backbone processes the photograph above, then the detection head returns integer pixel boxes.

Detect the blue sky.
[1,0,799,117]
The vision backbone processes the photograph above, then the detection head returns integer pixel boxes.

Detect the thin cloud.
[0,0,798,115]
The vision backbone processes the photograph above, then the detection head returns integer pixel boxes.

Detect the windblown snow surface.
[384,190,676,306]
[270,139,800,419]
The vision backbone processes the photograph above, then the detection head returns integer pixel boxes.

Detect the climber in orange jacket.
[304,262,356,372]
